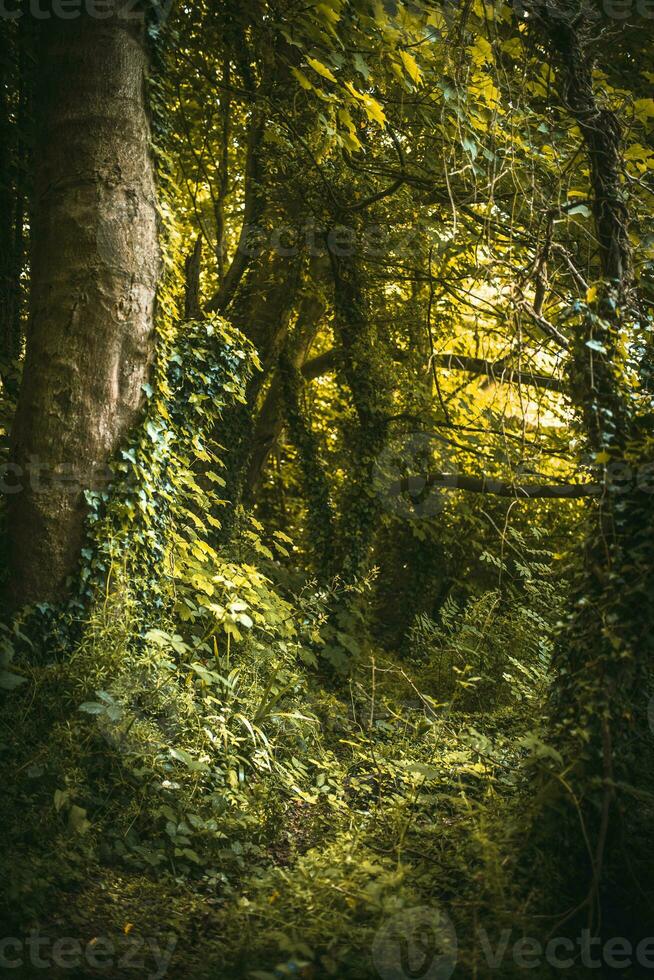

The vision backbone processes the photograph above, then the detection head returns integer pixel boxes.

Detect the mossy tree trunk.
[328,238,393,580]
[0,21,19,386]
[8,12,160,608]
[530,0,654,930]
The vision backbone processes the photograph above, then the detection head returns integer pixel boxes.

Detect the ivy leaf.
[54,789,69,813]
[470,36,493,66]
[462,134,478,159]
[624,143,650,162]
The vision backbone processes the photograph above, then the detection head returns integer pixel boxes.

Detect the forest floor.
[3,580,646,980]
[1,633,552,980]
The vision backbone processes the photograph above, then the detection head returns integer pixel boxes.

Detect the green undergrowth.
[0,542,567,978]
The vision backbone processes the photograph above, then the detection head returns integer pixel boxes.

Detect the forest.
[0,0,653,976]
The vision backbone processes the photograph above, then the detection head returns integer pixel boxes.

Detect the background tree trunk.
[244,265,328,500]
[7,13,160,608]
[328,239,392,580]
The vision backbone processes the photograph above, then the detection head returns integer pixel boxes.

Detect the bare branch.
[302,348,565,393]
[391,473,599,499]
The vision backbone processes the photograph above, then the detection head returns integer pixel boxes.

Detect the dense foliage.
[0,0,653,977]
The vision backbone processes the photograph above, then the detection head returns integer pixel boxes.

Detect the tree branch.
[302,348,565,393]
[391,473,599,499]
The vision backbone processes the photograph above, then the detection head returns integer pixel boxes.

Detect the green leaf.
[0,670,26,691]
[54,789,69,813]
[68,805,91,835]
[79,702,106,715]
[352,53,370,79]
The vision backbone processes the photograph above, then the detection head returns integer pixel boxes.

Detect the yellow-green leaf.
[471,36,493,66]
[362,94,386,127]
[399,49,422,85]
[634,98,654,124]
[315,1,341,24]
[292,67,313,91]
[624,143,651,163]
[307,57,337,84]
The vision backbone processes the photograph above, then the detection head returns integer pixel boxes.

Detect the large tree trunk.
[7,12,160,608]
[0,21,18,385]
[0,18,33,400]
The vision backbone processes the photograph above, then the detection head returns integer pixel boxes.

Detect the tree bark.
[215,58,231,283]
[328,237,393,579]
[7,12,160,608]
[206,107,266,315]
[0,22,18,384]
[212,247,301,539]
[527,2,653,930]
[184,236,203,320]
[245,268,328,499]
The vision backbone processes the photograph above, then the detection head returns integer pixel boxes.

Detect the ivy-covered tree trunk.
[531,0,654,930]
[244,264,328,500]
[328,238,392,580]
[279,341,336,579]
[0,22,18,386]
[213,247,301,541]
[7,13,160,608]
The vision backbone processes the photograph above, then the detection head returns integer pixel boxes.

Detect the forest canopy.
[0,0,653,977]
